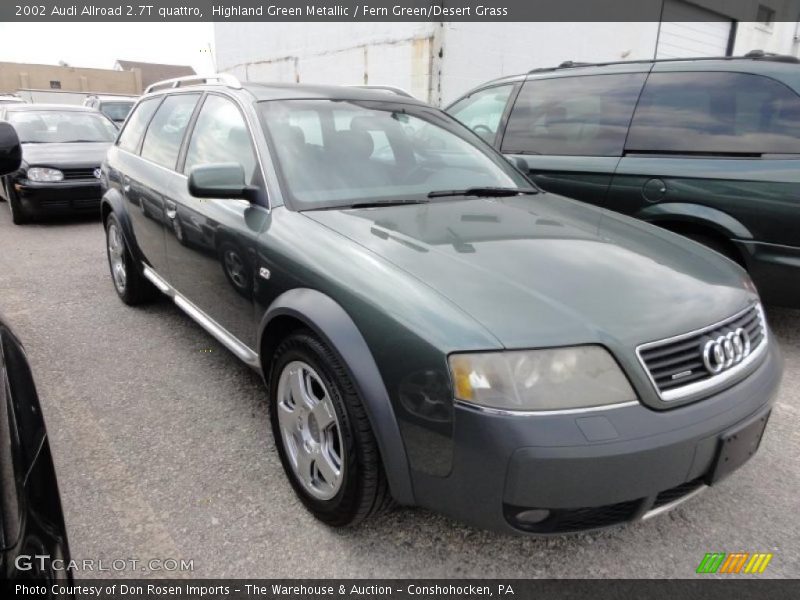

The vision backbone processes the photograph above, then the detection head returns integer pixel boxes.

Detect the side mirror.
[0,122,21,176]
[188,163,255,201]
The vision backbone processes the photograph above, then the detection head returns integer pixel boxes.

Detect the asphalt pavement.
[1,207,798,578]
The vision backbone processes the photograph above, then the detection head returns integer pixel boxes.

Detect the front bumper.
[16,179,102,214]
[411,340,782,534]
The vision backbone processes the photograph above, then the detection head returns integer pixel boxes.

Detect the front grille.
[62,167,99,180]
[637,304,766,401]
[652,478,704,509]
[506,499,642,533]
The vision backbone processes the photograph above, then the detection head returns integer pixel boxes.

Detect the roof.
[86,94,138,102]
[239,82,427,105]
[3,103,97,112]
[115,60,196,89]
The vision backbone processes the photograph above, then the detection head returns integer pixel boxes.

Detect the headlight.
[449,346,636,412]
[27,167,64,182]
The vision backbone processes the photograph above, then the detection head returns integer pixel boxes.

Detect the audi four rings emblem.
[702,328,752,374]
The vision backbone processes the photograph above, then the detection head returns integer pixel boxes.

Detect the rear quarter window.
[626,71,800,155]
[501,73,646,156]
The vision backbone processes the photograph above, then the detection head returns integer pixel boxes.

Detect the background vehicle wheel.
[269,330,392,527]
[104,213,159,305]
[8,188,30,225]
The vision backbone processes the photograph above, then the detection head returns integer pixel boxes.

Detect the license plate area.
[708,410,770,484]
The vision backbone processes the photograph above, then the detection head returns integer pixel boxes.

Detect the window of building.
[49,80,61,89]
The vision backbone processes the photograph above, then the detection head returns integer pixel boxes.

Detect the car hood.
[305,194,755,350]
[21,142,111,167]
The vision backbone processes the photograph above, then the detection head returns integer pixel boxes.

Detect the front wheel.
[269,331,392,527]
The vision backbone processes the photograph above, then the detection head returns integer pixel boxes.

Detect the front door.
[164,93,269,350]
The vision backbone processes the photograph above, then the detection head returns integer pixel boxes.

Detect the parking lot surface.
[1,207,798,578]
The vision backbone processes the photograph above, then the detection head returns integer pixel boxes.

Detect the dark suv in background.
[447,52,800,307]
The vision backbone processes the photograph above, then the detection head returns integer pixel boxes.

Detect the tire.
[268,330,392,527]
[8,187,30,225]
[104,212,159,305]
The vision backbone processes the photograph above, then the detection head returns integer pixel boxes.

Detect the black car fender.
[100,189,146,269]
[258,288,415,506]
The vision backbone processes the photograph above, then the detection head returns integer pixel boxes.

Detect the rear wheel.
[269,330,392,527]
[104,212,159,305]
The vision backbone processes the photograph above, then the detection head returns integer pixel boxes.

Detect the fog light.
[515,509,551,524]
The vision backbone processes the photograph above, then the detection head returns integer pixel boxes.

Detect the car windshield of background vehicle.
[625,71,800,155]
[259,99,528,209]
[448,84,515,144]
[501,73,647,156]
[8,110,118,143]
[100,102,134,122]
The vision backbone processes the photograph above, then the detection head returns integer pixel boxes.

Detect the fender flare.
[101,189,147,267]
[258,288,415,506]
[636,202,753,241]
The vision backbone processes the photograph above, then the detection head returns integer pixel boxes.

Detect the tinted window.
[501,73,646,156]
[626,72,800,155]
[184,95,257,183]
[8,110,118,143]
[141,94,200,169]
[448,84,514,143]
[118,98,160,153]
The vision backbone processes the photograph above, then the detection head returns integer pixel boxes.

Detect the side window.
[117,97,160,153]
[501,73,647,156]
[448,84,514,143]
[184,95,257,183]
[140,94,200,169]
[626,72,800,155]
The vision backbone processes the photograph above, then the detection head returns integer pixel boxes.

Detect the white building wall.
[733,21,800,55]
[215,22,437,100]
[438,22,660,104]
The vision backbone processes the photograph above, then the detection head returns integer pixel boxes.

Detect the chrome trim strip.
[636,303,767,403]
[454,399,640,417]
[142,265,261,372]
[641,484,707,521]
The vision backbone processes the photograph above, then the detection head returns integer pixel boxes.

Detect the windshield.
[258,99,529,209]
[100,101,134,122]
[8,110,118,143]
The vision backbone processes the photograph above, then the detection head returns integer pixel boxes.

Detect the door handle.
[165,208,177,220]
[123,184,131,194]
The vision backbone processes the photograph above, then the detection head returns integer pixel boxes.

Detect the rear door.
[129,93,201,279]
[499,70,647,207]
[164,92,268,350]
[609,68,800,247]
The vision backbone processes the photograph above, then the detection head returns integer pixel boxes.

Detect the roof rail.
[348,85,415,98]
[529,50,800,74]
[144,73,242,94]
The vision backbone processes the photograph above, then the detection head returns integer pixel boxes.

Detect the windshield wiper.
[427,187,538,198]
[343,199,430,209]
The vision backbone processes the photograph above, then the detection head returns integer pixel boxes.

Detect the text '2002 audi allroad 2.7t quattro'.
[100,75,782,535]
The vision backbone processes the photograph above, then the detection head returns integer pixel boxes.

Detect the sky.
[0,23,216,73]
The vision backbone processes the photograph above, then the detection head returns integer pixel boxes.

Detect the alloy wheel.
[276,360,344,500]
[107,222,127,293]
